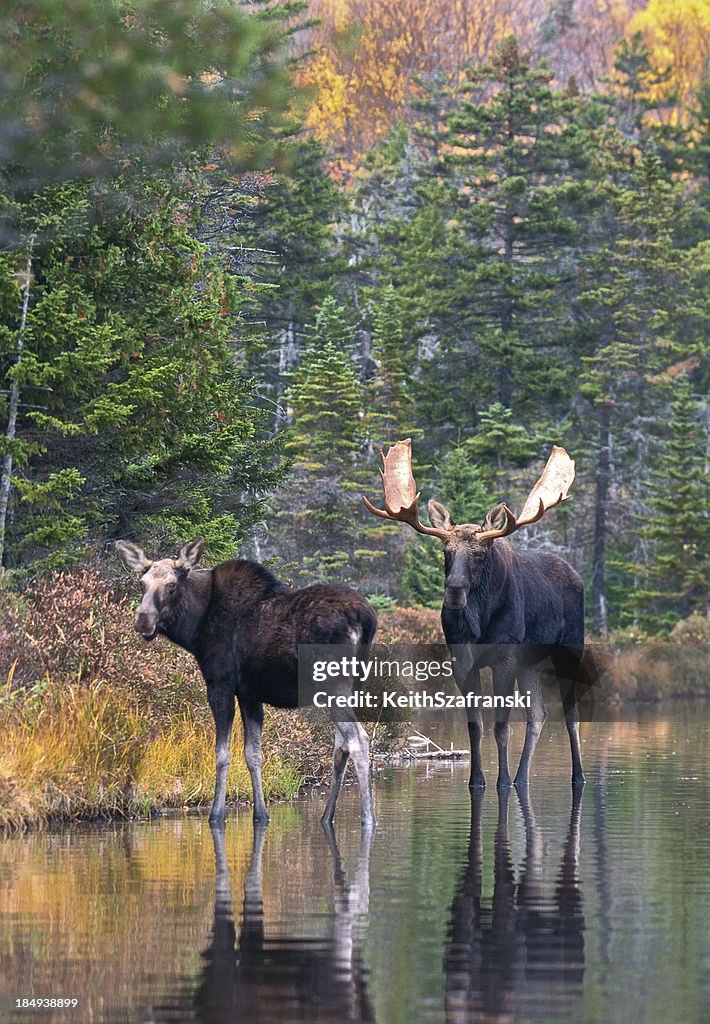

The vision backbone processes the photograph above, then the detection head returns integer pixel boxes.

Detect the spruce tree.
[634,377,710,633]
[437,36,591,429]
[0,178,285,568]
[286,297,363,471]
[365,284,413,445]
[273,296,368,583]
[236,138,344,424]
[578,142,693,631]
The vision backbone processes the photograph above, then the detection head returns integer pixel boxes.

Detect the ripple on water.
[0,710,709,1023]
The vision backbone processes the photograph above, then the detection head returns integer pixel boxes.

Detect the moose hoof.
[209,812,226,829]
[469,775,486,790]
[571,774,586,787]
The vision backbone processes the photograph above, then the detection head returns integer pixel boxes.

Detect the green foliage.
[1,178,285,567]
[634,378,710,633]
[366,284,413,444]
[286,296,363,470]
[365,593,397,612]
[0,0,298,194]
[269,296,371,584]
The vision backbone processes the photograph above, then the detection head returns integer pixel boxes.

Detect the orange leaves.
[298,0,529,161]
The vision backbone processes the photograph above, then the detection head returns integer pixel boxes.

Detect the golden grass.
[0,676,312,833]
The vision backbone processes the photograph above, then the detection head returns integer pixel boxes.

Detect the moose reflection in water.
[187,824,375,1024]
[445,789,585,1024]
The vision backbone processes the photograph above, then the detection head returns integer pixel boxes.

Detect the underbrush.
[597,612,710,702]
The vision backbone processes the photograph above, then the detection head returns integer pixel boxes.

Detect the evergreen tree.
[0,0,296,198]
[236,138,344,424]
[578,142,694,632]
[634,377,710,632]
[365,284,413,445]
[0,178,285,568]
[436,36,592,429]
[287,297,363,470]
[271,296,368,583]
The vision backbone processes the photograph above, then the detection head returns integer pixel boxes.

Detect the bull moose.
[115,538,377,828]
[364,439,587,791]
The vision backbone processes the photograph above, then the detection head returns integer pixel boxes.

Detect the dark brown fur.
[427,504,587,789]
[116,539,377,828]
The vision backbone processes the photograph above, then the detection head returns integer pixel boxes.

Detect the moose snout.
[444,583,468,610]
[134,610,159,640]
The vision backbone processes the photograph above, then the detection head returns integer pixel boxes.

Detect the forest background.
[0,0,709,827]
[1,0,709,641]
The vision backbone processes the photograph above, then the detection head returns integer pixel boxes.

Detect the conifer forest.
[1,0,709,639]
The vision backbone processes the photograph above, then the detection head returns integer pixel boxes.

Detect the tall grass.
[0,674,311,832]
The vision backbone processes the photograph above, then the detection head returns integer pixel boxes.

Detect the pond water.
[1,705,710,1023]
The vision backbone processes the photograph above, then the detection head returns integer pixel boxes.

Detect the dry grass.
[377,606,443,644]
[0,675,313,833]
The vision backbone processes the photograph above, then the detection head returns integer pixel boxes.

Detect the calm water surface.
[1,705,710,1023]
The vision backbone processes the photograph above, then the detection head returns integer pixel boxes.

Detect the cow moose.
[364,439,587,791]
[115,538,377,828]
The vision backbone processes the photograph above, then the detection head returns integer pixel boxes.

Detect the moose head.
[363,439,575,610]
[115,537,204,639]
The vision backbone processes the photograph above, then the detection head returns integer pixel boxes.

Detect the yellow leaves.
[630,0,710,106]
[302,53,357,143]
[298,0,524,163]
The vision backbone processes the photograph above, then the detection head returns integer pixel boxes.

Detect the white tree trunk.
[0,240,34,568]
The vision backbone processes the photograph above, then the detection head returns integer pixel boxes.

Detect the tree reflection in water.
[445,789,585,1024]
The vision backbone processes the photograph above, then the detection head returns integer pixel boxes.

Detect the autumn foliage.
[297,0,709,166]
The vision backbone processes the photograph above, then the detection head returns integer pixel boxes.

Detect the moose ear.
[480,503,512,535]
[115,540,152,574]
[428,499,455,532]
[175,537,204,571]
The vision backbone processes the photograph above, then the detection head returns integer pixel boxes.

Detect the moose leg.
[492,659,517,791]
[514,666,547,789]
[240,700,270,824]
[465,665,485,790]
[350,721,376,829]
[551,646,586,786]
[322,726,349,826]
[322,717,376,828]
[207,683,235,828]
[453,650,485,789]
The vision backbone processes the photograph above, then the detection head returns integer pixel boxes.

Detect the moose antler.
[362,439,451,541]
[476,445,575,542]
